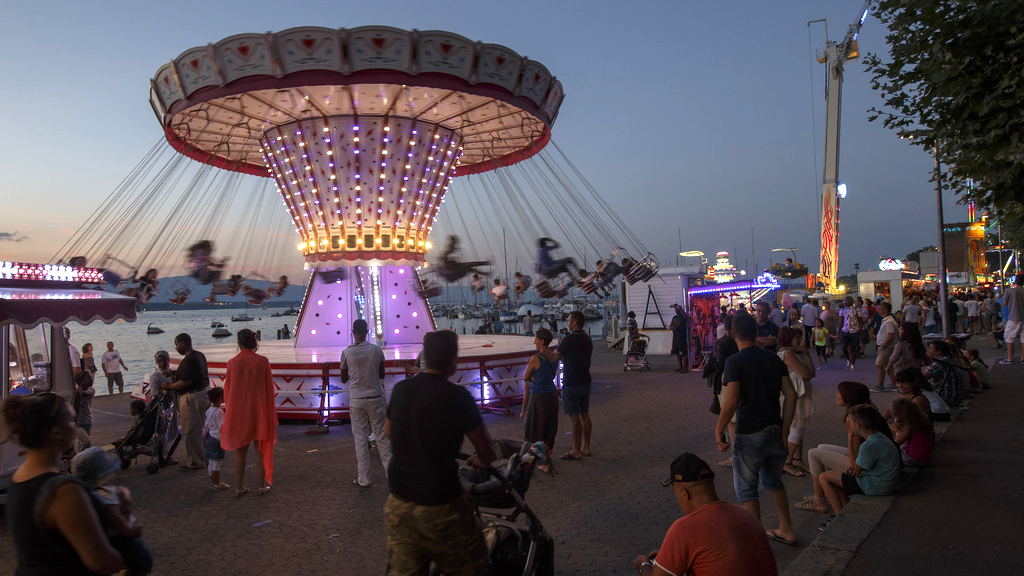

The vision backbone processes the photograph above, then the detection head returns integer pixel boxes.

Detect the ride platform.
[187,335,538,421]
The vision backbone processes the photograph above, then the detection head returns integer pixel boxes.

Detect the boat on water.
[498,310,519,323]
[283,307,299,316]
[231,313,254,322]
[582,303,603,321]
[146,323,165,334]
[212,327,232,338]
[211,321,226,328]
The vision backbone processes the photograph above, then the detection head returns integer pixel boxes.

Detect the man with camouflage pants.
[384,330,496,576]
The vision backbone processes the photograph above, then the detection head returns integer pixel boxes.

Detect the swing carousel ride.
[56,26,659,418]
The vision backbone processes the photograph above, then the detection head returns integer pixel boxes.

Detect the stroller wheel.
[120,459,131,470]
[146,463,160,475]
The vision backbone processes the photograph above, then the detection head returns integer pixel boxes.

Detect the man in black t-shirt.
[556,311,593,461]
[385,330,495,576]
[754,301,780,352]
[714,313,798,546]
[161,333,211,470]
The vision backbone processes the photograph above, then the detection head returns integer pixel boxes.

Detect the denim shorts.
[732,424,788,502]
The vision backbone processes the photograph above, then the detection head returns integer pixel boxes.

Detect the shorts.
[732,425,787,502]
[1005,320,1023,343]
[205,435,225,460]
[385,493,486,576]
[561,386,590,416]
[670,337,688,356]
[815,345,827,356]
[875,345,894,367]
[839,332,857,349]
[841,473,864,496]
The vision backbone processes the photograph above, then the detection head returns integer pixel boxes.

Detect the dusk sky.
[0,0,968,279]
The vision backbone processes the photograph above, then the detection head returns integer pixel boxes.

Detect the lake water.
[68,309,609,396]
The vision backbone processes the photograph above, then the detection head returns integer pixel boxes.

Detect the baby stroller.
[115,390,181,474]
[452,440,555,576]
[624,333,651,372]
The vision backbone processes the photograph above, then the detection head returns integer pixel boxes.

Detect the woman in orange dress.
[220,329,278,496]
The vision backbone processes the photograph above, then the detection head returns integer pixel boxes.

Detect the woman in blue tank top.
[522,327,560,469]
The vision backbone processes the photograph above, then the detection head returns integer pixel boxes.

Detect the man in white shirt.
[101,341,128,395]
[964,295,981,334]
[1000,275,1024,365]
[874,302,898,391]
[902,297,922,325]
[340,319,393,487]
[800,299,820,348]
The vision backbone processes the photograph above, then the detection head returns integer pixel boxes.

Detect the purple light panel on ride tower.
[294,264,435,348]
[261,116,462,265]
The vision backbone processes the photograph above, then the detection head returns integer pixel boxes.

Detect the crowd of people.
[5,274,1022,576]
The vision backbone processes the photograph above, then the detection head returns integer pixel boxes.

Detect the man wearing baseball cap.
[632,453,777,576]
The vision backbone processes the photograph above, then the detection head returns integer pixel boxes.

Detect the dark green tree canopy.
[864,0,1024,209]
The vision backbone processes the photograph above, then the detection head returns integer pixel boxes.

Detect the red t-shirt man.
[654,500,777,576]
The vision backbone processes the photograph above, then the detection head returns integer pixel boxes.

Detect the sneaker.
[999,358,1015,365]
[873,385,885,392]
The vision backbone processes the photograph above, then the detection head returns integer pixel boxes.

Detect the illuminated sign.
[878,258,905,271]
[688,273,780,296]
[0,262,105,284]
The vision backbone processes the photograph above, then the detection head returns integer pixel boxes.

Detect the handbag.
[709,393,721,415]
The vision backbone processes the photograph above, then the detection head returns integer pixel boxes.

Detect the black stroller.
[454,440,555,576]
[115,390,181,474]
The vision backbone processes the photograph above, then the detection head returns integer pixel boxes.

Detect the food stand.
[857,258,922,310]
[1,262,137,491]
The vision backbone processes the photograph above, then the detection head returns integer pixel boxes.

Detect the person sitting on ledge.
[818,404,901,514]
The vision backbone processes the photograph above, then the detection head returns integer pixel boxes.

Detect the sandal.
[717,459,733,468]
[783,464,806,477]
[210,482,231,491]
[257,486,271,496]
[791,459,811,474]
[235,488,250,497]
[795,496,828,513]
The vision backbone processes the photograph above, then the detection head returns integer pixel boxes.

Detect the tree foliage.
[905,245,937,263]
[864,0,1024,209]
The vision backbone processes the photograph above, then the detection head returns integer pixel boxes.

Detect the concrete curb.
[780,398,968,576]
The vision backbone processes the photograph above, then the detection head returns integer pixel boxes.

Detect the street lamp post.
[902,131,949,338]
[934,145,950,338]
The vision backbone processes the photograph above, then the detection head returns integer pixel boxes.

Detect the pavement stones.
[0,335,1008,575]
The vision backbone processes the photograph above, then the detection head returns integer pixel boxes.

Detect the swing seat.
[598,262,623,284]
[417,286,443,299]
[246,289,268,306]
[625,255,659,284]
[534,280,559,299]
[318,269,347,283]
[578,278,599,295]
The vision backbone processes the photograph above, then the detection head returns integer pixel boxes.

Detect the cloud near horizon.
[0,231,26,242]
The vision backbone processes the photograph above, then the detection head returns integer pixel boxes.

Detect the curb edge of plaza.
[779,364,992,576]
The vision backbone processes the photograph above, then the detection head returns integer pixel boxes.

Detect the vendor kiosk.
[1,262,137,492]
[686,272,782,351]
[857,259,922,310]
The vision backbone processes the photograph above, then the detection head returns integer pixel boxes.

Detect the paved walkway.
[0,335,1013,575]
